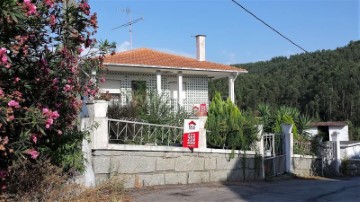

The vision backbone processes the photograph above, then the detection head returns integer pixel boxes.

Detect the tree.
[206,92,258,150]
[0,0,115,190]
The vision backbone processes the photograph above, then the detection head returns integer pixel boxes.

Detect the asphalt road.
[131,177,360,202]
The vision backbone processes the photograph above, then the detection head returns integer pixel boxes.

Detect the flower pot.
[86,100,109,118]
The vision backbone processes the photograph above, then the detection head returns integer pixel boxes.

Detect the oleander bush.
[0,0,115,193]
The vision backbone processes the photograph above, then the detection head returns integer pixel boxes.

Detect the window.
[131,80,147,102]
[99,79,121,102]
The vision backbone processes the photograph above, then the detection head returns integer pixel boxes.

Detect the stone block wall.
[292,155,322,176]
[92,150,263,188]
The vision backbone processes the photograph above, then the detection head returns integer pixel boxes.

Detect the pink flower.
[44,0,54,7]
[79,1,90,15]
[8,100,19,108]
[14,77,20,82]
[52,78,58,84]
[57,130,62,135]
[100,78,106,83]
[0,48,9,67]
[42,107,49,114]
[25,149,40,159]
[50,15,56,26]
[46,118,53,125]
[63,84,72,92]
[8,115,15,121]
[50,111,59,119]
[31,134,37,144]
[24,0,37,16]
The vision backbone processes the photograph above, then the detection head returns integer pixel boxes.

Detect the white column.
[256,125,265,179]
[256,125,264,156]
[86,102,109,149]
[198,116,207,149]
[331,132,341,173]
[282,124,293,174]
[177,71,183,107]
[228,74,235,103]
[156,70,162,95]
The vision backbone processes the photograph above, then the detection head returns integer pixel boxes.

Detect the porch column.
[177,71,183,106]
[156,70,162,95]
[228,74,235,103]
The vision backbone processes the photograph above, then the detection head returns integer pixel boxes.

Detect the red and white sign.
[183,119,200,133]
[183,119,200,148]
[193,103,208,117]
[182,132,199,148]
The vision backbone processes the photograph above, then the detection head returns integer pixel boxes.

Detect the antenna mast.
[113,8,143,50]
[123,8,132,49]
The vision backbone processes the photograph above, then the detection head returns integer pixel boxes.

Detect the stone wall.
[92,149,263,188]
[341,159,360,176]
[292,155,322,176]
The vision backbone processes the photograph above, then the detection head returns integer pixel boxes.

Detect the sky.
[90,0,359,64]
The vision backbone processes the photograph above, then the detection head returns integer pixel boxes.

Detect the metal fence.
[263,133,286,177]
[108,119,183,146]
[263,133,284,157]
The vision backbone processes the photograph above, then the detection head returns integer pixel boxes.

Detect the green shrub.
[206,92,259,150]
[107,91,190,126]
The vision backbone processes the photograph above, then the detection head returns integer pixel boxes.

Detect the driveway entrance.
[132,177,360,202]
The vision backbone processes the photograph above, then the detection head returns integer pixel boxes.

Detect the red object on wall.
[199,104,207,116]
[182,132,199,148]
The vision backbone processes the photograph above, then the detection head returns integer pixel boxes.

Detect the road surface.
[131,177,360,202]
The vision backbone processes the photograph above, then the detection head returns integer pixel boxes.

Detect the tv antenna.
[113,8,143,49]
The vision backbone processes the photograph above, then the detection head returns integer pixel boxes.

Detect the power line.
[231,0,310,54]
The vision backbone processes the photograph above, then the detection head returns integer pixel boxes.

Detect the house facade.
[100,35,247,112]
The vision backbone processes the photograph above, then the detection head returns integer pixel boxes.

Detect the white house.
[100,35,247,112]
[305,121,349,141]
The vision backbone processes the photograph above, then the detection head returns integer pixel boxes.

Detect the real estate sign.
[182,119,200,148]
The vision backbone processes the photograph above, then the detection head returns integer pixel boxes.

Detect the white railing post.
[282,124,293,174]
[331,132,341,174]
[255,125,265,179]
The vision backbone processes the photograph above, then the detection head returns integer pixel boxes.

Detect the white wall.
[341,142,360,159]
[329,125,349,141]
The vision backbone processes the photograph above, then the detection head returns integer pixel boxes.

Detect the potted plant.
[87,91,112,118]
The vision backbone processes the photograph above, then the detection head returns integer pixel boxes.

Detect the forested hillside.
[209,41,360,140]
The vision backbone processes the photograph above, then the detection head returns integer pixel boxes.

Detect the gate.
[263,133,286,177]
[321,141,337,176]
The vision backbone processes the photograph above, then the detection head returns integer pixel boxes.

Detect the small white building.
[305,121,349,141]
[100,35,247,112]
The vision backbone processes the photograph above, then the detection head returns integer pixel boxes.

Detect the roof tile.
[104,48,246,72]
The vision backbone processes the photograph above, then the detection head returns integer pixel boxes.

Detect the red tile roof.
[104,48,246,73]
[310,122,348,127]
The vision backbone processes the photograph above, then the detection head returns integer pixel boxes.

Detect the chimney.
[196,35,206,61]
